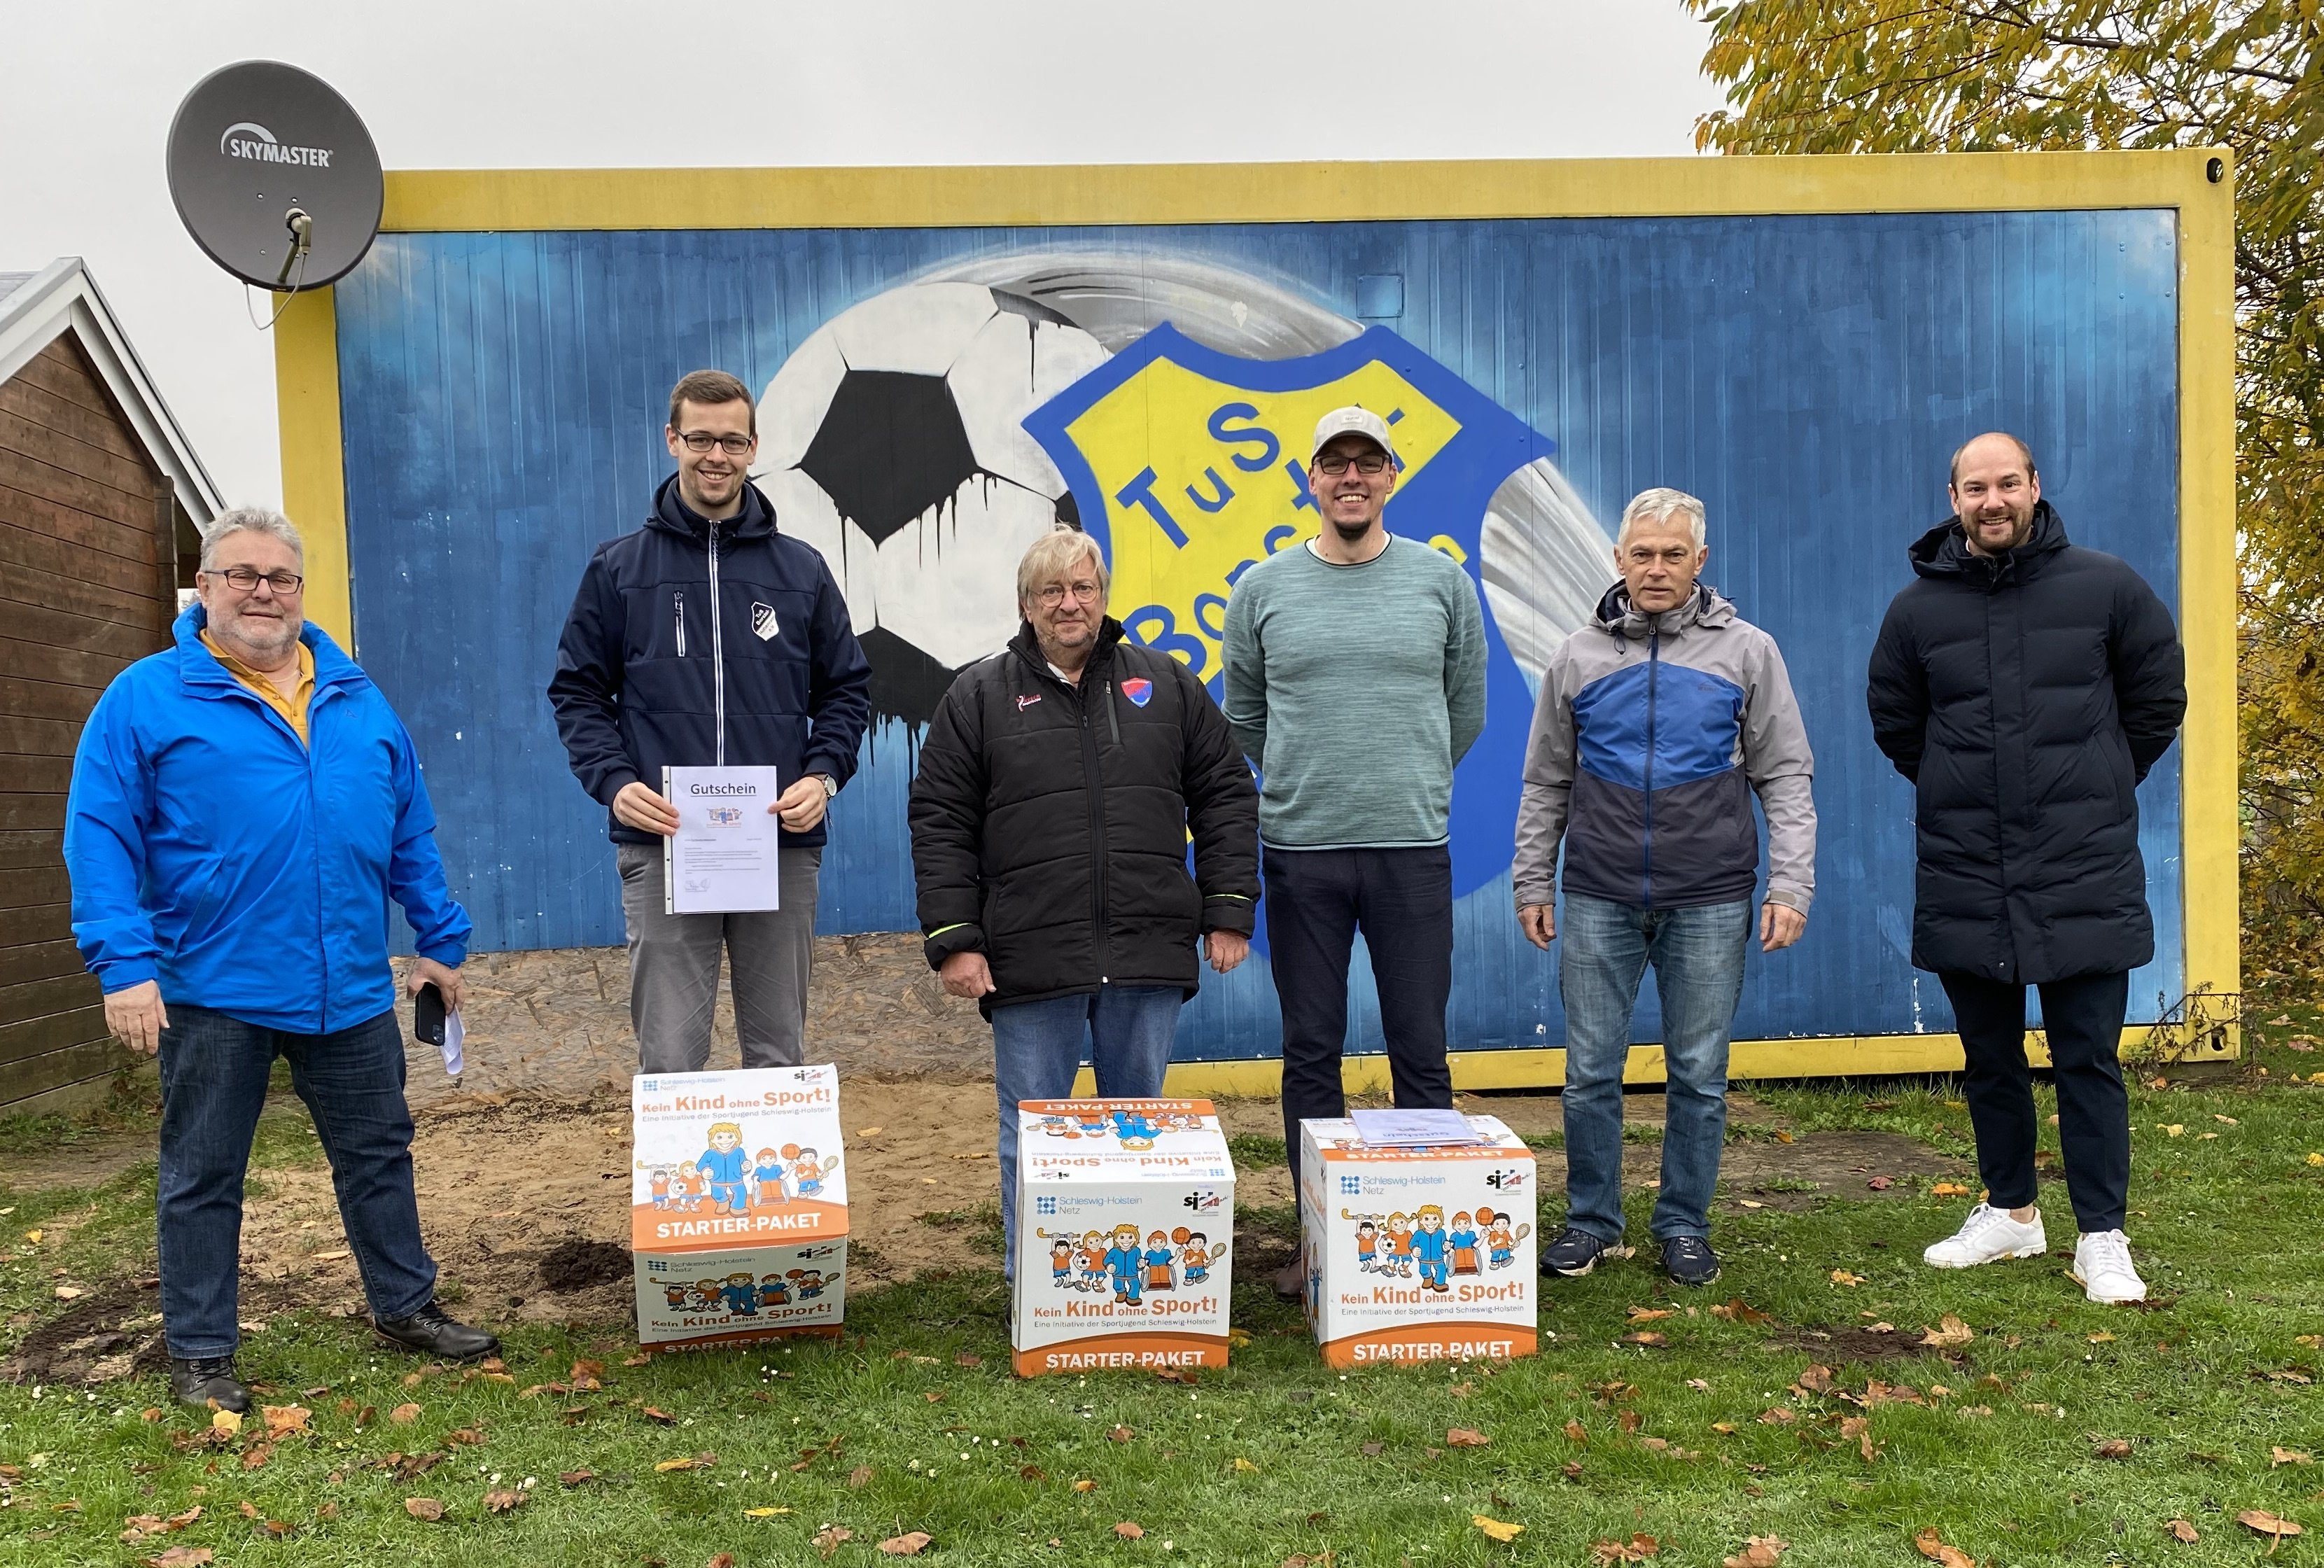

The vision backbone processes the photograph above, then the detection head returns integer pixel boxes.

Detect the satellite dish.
[166,60,382,293]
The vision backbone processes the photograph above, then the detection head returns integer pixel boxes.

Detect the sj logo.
[1023,324,1555,899]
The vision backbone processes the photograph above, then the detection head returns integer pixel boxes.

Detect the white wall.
[0,1,1721,509]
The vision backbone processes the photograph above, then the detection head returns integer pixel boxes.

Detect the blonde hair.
[1617,487,1707,548]
[1016,528,1109,610]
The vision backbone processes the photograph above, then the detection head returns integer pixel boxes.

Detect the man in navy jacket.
[66,508,496,1414]
[550,370,872,1072]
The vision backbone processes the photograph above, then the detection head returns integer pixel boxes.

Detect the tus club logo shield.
[1120,676,1153,708]
[751,602,779,640]
[1024,323,1557,901]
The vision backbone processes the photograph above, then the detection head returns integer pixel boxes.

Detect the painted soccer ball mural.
[753,282,1110,727]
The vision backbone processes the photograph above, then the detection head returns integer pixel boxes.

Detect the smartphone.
[414,981,447,1046]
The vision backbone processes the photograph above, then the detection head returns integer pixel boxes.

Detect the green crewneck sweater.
[1219,534,1488,850]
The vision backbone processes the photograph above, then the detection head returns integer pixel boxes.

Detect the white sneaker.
[2071,1230,2147,1304]
[1922,1203,2047,1268]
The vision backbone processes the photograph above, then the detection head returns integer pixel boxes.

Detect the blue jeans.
[992,985,1182,1273]
[1558,892,1751,1245]
[155,1004,438,1357]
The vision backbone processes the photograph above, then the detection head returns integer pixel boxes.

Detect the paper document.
[663,766,783,914]
[440,1009,465,1077]
[1349,1107,1480,1147]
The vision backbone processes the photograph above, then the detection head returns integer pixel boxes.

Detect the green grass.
[3,1041,2321,1566]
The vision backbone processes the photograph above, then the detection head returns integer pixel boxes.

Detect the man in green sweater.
[1221,407,1488,1298]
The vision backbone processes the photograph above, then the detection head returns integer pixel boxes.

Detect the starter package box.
[1010,1099,1236,1376]
[630,1064,848,1350]
[1296,1115,1537,1368]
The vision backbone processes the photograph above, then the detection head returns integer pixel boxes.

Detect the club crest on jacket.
[1121,677,1153,708]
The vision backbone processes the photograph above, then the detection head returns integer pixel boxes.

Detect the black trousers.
[1266,846,1455,1176]
[1938,968,2132,1233]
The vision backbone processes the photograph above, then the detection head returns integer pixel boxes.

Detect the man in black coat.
[1867,432,2185,1306]
[909,529,1259,1273]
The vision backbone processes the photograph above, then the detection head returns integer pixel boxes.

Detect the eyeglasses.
[1035,581,1103,606]
[210,566,304,594]
[677,430,755,456]
[1315,452,1390,475]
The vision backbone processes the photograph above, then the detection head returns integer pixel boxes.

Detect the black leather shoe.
[1660,1236,1722,1287]
[374,1301,500,1362]
[1541,1226,1625,1278]
[169,1355,251,1413]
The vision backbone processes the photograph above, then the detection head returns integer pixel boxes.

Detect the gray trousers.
[616,841,821,1074]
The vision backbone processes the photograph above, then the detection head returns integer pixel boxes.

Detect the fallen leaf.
[708,1556,736,1568]
[881,1532,934,1555]
[1590,1533,1659,1562]
[1447,1427,1491,1448]
[745,1506,793,1517]
[1564,1418,1588,1443]
[52,1284,83,1301]
[1723,1539,1788,1568]
[141,1551,212,1568]
[2094,1438,2133,1460]
[1233,1457,1261,1473]
[1739,1199,1765,1209]
[1775,1130,1794,1143]
[1710,1299,1771,1324]
[1226,1326,1252,1348]
[1920,1315,1973,1349]
[2088,1331,2116,1344]
[559,1469,595,1486]
[2160,1124,2185,1137]
[1829,1269,1864,1287]
[405,1497,445,1521]
[1020,1464,1048,1480]
[1758,1408,1795,1424]
[922,1390,946,1404]
[1931,1182,1970,1196]
[2166,1518,2200,1543]
[1867,1176,1895,1191]
[241,1441,274,1469]
[209,1408,242,1436]
[389,1403,421,1424]
[1115,1522,1146,1539]
[484,1488,526,1513]
[1797,1364,1835,1394]
[1622,1331,1667,1347]
[2239,1509,2304,1550]
[857,1126,883,1137]
[640,1405,678,1423]
[1473,1515,1525,1543]
[815,1525,853,1558]
[1107,1424,1135,1443]
[2274,1446,2314,1466]
[1627,1307,1674,1322]
[1072,1478,1097,1492]
[260,1404,311,1438]
[656,1457,701,1472]
[1913,1527,1974,1567]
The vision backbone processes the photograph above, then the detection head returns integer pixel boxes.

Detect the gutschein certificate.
[662,766,783,914]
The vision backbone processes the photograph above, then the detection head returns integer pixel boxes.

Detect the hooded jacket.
[1866,501,2185,983]
[64,605,472,1033]
[1513,582,1816,913]
[909,619,1259,1014]
[548,475,872,847]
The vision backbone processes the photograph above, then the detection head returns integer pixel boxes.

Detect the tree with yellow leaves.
[1687,1,2324,982]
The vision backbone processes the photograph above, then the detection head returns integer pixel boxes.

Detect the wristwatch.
[816,774,838,801]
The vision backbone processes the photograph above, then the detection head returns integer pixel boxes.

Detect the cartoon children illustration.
[1037,1114,1075,1139]
[1481,1209,1531,1269]
[752,1147,789,1206]
[1074,1108,1109,1139]
[1382,1212,1415,1278]
[1180,1231,1224,1284]
[758,1271,791,1307]
[650,1166,673,1210]
[1144,1231,1176,1292]
[1104,1224,1146,1305]
[1049,1237,1074,1284]
[1449,1211,1482,1276]
[662,1281,690,1309]
[1077,1231,1109,1292]
[1411,1205,1450,1292]
[697,1122,752,1214]
[1353,1218,1380,1273]
[722,1270,760,1315]
[792,1146,838,1198]
[1110,1110,1158,1150]
[690,1279,722,1312]
[790,1268,827,1300]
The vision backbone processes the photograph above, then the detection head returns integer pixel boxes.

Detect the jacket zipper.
[308,685,329,1032]
[674,591,687,659]
[708,522,727,767]
[1077,668,1112,983]
[1642,629,1660,908]
[1105,680,1121,748]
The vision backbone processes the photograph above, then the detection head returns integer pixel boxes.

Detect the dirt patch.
[538,1238,631,1294]
[1,1283,163,1385]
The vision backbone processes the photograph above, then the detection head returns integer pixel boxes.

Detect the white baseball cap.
[1310,405,1400,467]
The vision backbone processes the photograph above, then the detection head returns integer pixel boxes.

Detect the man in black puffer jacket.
[1868,432,2184,1307]
[910,529,1259,1269]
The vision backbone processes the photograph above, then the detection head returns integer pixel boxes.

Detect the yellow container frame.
[274,150,2237,1093]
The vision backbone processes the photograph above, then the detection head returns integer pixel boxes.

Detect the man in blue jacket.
[66,509,496,1415]
[550,370,872,1072]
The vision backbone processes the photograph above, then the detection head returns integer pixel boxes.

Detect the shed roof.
[0,258,224,526]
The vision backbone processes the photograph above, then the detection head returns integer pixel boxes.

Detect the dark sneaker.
[1540,1226,1625,1278]
[169,1355,251,1413]
[1272,1256,1307,1301]
[1660,1236,1721,1287]
[374,1301,500,1362]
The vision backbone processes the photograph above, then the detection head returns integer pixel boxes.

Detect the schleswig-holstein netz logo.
[218,122,335,167]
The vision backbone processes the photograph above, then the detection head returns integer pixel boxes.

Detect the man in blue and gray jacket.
[1512,487,1816,1287]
